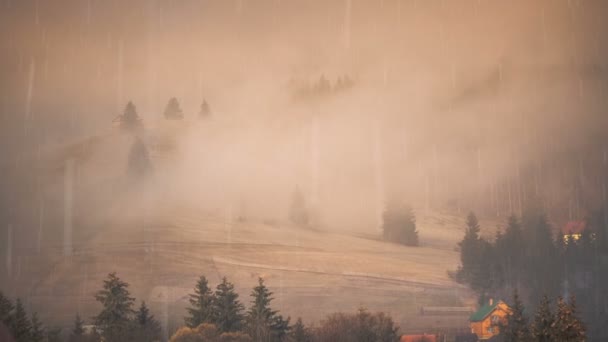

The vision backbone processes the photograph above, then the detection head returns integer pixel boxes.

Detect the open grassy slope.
[1,122,497,336]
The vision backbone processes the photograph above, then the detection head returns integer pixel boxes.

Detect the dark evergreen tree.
[289,318,312,342]
[10,299,32,342]
[500,289,530,342]
[134,301,162,342]
[46,327,63,342]
[199,100,211,118]
[523,211,561,305]
[30,312,44,342]
[93,272,136,342]
[0,291,14,327]
[246,278,289,342]
[69,314,86,342]
[458,212,483,283]
[117,101,142,130]
[127,138,153,179]
[164,97,184,120]
[213,277,245,333]
[500,214,525,288]
[553,296,585,342]
[289,187,309,227]
[532,295,554,342]
[186,275,216,328]
[381,201,418,246]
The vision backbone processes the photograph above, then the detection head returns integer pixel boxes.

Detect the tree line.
[1,272,401,342]
[456,207,608,341]
[499,289,585,342]
[114,98,212,130]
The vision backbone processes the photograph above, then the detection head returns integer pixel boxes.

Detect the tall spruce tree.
[0,291,14,327]
[500,289,530,342]
[30,312,45,342]
[500,215,525,288]
[213,277,245,333]
[185,275,215,328]
[10,299,32,342]
[134,301,162,342]
[246,278,289,342]
[458,212,482,283]
[94,272,136,342]
[553,296,585,342]
[532,295,554,342]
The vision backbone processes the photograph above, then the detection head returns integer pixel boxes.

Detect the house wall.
[470,303,510,340]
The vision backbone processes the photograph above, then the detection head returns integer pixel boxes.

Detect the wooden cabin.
[561,220,587,243]
[400,333,438,342]
[469,299,510,340]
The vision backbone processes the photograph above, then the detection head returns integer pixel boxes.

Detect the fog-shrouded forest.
[1,1,608,341]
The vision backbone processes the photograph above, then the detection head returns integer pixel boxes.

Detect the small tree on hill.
[213,277,245,333]
[532,295,554,342]
[246,278,289,342]
[134,301,162,342]
[127,138,153,179]
[199,100,211,118]
[382,201,418,246]
[116,101,142,130]
[186,275,216,328]
[164,97,184,120]
[94,272,136,342]
[10,299,32,342]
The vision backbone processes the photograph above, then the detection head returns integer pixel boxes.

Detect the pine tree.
[199,100,211,118]
[164,97,184,120]
[46,327,63,342]
[134,301,161,342]
[94,272,136,342]
[499,215,525,288]
[382,201,418,246]
[127,138,153,179]
[69,314,86,342]
[246,278,289,342]
[532,295,554,342]
[213,277,245,333]
[30,312,45,342]
[290,318,312,342]
[500,289,530,342]
[119,101,141,130]
[185,275,215,328]
[10,299,32,342]
[458,212,482,282]
[553,296,585,342]
[0,291,14,327]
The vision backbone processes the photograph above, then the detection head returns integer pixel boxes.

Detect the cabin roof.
[561,221,586,235]
[469,300,504,322]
